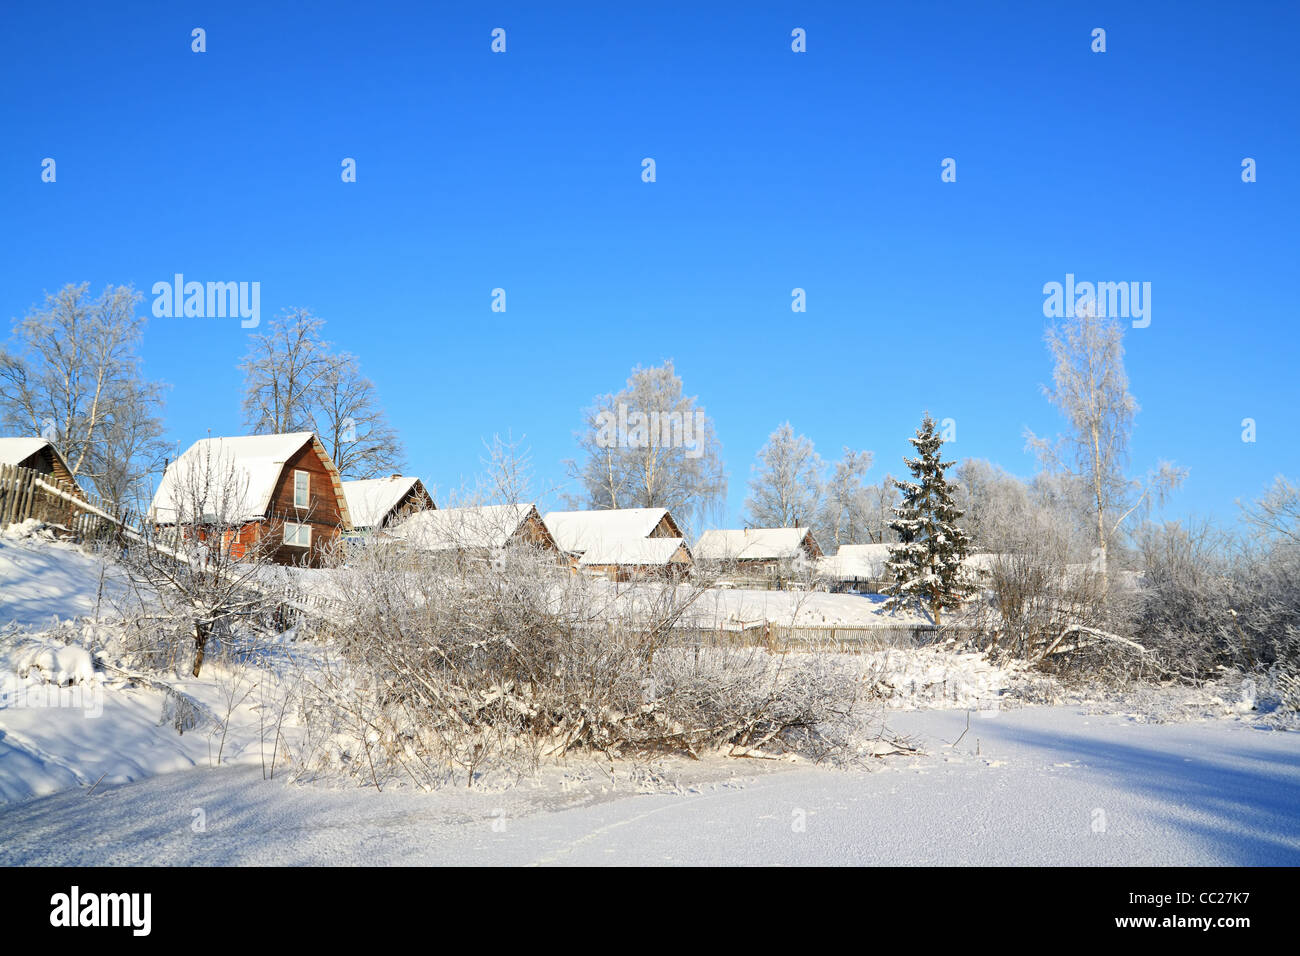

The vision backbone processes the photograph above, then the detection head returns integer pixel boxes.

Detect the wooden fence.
[658,622,978,653]
[1,463,123,541]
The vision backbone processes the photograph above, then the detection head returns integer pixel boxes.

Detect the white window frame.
[283,521,311,548]
[293,470,310,509]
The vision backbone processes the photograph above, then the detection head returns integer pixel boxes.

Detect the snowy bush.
[293,539,879,787]
[1129,513,1300,681]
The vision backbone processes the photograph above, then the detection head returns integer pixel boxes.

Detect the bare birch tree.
[240,308,332,434]
[241,309,404,478]
[0,282,166,507]
[568,361,726,534]
[1025,305,1185,581]
[744,423,822,528]
[817,447,875,546]
[313,351,406,479]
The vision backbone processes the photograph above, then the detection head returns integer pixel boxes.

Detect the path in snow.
[1,707,1297,866]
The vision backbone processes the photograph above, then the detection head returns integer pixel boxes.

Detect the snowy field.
[1,706,1296,866]
[2,526,1298,866]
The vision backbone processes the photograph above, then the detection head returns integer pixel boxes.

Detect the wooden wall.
[262,440,347,567]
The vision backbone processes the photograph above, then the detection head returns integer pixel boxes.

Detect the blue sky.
[2,1,1296,529]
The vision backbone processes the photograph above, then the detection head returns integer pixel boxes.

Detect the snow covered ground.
[3,525,1297,866]
[0,521,130,628]
[1,706,1296,865]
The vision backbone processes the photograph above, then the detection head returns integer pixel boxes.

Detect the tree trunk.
[192,620,211,677]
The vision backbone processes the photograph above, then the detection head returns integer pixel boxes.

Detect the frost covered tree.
[313,351,406,480]
[0,282,168,508]
[241,309,404,479]
[129,446,280,677]
[1024,304,1184,582]
[881,413,976,626]
[568,360,726,533]
[744,423,822,528]
[817,448,875,547]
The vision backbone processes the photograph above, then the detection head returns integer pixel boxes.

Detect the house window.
[293,470,310,508]
[283,521,311,548]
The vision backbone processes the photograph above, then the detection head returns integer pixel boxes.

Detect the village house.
[340,475,433,536]
[148,432,351,568]
[391,502,558,557]
[577,536,693,582]
[694,527,822,587]
[816,543,895,593]
[543,507,682,562]
[541,507,691,581]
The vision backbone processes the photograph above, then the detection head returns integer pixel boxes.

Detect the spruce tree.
[881,413,975,626]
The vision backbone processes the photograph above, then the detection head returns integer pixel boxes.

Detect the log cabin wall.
[263,440,346,567]
[651,512,682,538]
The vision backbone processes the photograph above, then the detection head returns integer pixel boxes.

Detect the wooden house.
[695,527,822,586]
[341,475,433,534]
[541,507,684,571]
[392,502,558,556]
[577,536,693,582]
[148,432,351,568]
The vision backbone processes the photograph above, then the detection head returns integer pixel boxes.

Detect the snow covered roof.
[695,528,818,562]
[542,508,676,555]
[391,503,537,551]
[578,536,691,567]
[0,437,74,475]
[341,476,426,529]
[817,543,894,580]
[149,432,348,526]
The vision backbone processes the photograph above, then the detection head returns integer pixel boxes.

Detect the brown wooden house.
[695,527,823,587]
[148,432,352,568]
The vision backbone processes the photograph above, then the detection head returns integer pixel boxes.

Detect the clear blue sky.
[2,1,1296,529]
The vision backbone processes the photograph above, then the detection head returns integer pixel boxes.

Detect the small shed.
[0,436,88,528]
[0,437,83,490]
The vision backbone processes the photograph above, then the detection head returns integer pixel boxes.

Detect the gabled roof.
[695,527,820,562]
[542,507,677,555]
[392,503,539,551]
[0,437,75,475]
[341,475,427,529]
[578,536,691,567]
[817,543,894,580]
[149,432,350,526]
